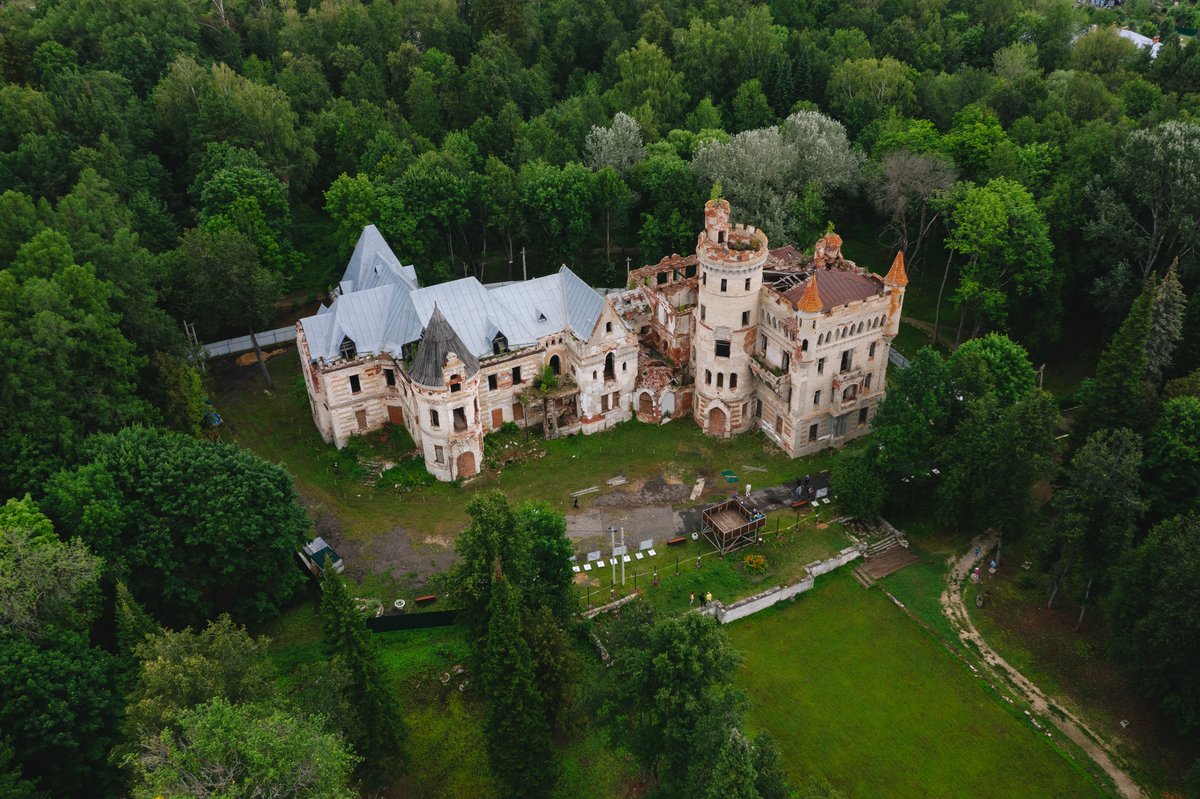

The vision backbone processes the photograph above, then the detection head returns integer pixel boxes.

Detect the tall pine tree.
[320,568,404,788]
[481,561,555,799]
[1145,259,1186,386]
[1074,277,1157,446]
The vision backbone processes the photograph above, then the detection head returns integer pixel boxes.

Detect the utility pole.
[625,256,632,286]
[620,527,626,586]
[1037,363,1046,390]
[521,247,527,282]
[609,526,616,587]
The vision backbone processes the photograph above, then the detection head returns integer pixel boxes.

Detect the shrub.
[743,554,768,575]
[377,457,436,490]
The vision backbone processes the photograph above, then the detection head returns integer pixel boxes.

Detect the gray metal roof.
[409,305,480,386]
[300,227,608,366]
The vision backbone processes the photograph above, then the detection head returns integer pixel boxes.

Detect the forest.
[3,0,1200,795]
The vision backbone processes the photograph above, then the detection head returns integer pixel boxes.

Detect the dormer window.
[339,336,357,360]
[492,332,508,355]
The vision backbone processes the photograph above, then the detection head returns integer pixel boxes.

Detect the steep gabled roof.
[409,305,480,387]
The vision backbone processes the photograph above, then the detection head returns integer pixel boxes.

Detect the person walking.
[689,591,695,606]
[705,591,713,607]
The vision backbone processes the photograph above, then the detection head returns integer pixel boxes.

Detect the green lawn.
[210,346,842,540]
[577,512,853,616]
[728,573,1104,799]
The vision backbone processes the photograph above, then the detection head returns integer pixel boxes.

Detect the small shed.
[701,496,766,555]
[298,536,345,577]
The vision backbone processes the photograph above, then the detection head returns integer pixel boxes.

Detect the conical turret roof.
[884,251,909,287]
[797,274,824,313]
[409,304,480,387]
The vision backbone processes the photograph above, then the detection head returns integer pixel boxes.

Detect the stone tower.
[692,199,768,437]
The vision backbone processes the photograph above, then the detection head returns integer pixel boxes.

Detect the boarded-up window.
[434,445,444,463]
[601,394,610,412]
[355,410,367,430]
[513,402,524,421]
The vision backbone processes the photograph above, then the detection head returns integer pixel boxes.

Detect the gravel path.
[940,533,1146,799]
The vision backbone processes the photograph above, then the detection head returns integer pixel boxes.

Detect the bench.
[667,536,687,546]
[415,594,437,604]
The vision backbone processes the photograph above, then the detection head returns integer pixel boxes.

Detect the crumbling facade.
[297,202,905,480]
[619,199,907,457]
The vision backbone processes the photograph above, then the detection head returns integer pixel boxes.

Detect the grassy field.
[728,572,1104,799]
[209,347,842,540]
[576,512,853,615]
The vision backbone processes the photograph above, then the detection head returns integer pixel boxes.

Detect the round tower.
[692,199,768,437]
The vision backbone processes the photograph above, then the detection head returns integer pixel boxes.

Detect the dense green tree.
[126,615,275,737]
[871,347,953,490]
[619,611,742,791]
[0,631,123,797]
[0,229,150,497]
[42,426,309,627]
[731,79,774,132]
[607,39,688,135]
[831,448,886,519]
[481,562,555,798]
[751,731,795,799]
[584,112,645,176]
[704,728,762,799]
[320,566,405,787]
[0,737,43,799]
[518,160,595,266]
[133,699,356,799]
[0,496,100,638]
[1143,396,1200,521]
[826,57,917,134]
[936,390,1059,537]
[1073,278,1157,445]
[1145,260,1186,386]
[1107,514,1200,731]
[1046,428,1146,620]
[946,333,1037,406]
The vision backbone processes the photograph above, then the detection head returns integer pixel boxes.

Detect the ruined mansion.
[296,200,908,481]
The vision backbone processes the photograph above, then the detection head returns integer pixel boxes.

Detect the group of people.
[689,590,714,608]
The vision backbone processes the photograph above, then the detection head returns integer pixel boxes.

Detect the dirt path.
[940,534,1146,799]
[902,318,959,351]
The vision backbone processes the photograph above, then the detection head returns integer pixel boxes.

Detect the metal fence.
[202,325,297,358]
[888,347,911,370]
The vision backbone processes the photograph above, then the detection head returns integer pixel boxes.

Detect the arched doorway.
[708,406,727,436]
[549,354,561,375]
[604,352,615,380]
[455,451,477,479]
[638,392,653,417]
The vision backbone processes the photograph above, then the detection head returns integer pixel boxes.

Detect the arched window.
[549,355,561,375]
[801,338,809,352]
[717,372,724,388]
[705,370,712,385]
[604,352,615,380]
[606,321,613,333]
[858,321,864,334]
[730,372,738,389]
[339,336,357,360]
[492,332,508,355]
[842,385,858,402]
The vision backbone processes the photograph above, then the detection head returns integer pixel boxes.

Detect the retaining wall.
[712,546,860,624]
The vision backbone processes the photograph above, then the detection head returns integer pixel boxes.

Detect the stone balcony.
[749,354,791,402]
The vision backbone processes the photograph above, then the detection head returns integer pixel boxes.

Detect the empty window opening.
[487,374,497,390]
[801,339,809,353]
[843,385,858,402]
[453,407,467,431]
[430,409,440,428]
[700,304,706,321]
[864,373,872,390]
[741,310,750,326]
[550,355,561,374]
[339,336,357,360]
[744,277,751,291]
[349,374,361,394]
[858,407,869,426]
[715,340,731,358]
[720,278,727,292]
[434,445,444,464]
[606,321,613,333]
[817,357,826,374]
[384,368,395,387]
[717,372,724,388]
[730,372,738,389]
[841,350,852,372]
[450,374,462,393]
[813,390,821,405]
[705,370,712,385]
[781,352,790,372]
[512,366,522,384]
[604,353,615,380]
[869,341,877,359]
[808,423,819,442]
[492,333,508,355]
